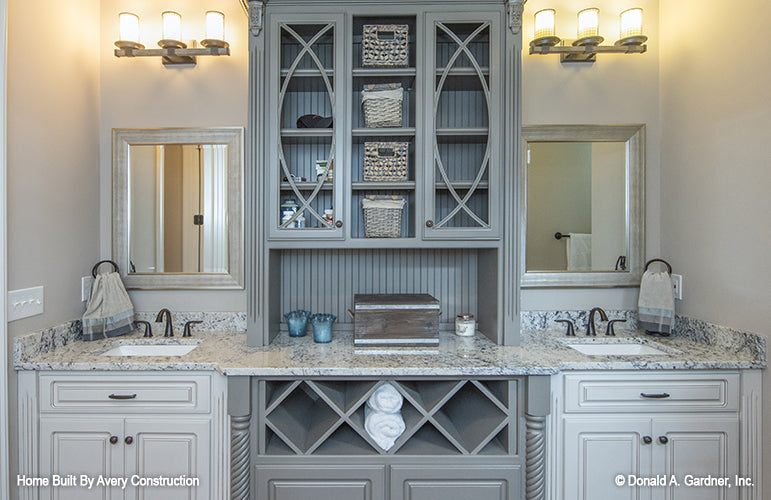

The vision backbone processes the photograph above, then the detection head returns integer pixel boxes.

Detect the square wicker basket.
[363,142,408,181]
[362,24,409,67]
[361,83,403,128]
[362,196,406,238]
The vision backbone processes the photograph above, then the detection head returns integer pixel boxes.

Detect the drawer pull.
[640,392,670,399]
[125,436,134,445]
[109,436,119,445]
[642,436,652,444]
[108,393,137,400]
[658,436,669,444]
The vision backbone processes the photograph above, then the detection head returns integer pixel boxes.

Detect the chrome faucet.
[155,308,174,337]
[586,307,608,336]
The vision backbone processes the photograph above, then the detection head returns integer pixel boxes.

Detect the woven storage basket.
[362,196,406,238]
[363,142,408,181]
[362,84,403,128]
[362,24,409,67]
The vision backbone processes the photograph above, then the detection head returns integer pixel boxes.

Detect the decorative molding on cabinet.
[231,415,251,500]
[248,1,266,36]
[740,370,763,500]
[506,0,525,35]
[525,413,546,500]
[17,371,38,500]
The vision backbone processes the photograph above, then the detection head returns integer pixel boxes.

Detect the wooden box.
[353,294,440,346]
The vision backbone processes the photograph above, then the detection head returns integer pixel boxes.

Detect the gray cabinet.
[391,465,520,500]
[248,0,522,347]
[255,465,386,500]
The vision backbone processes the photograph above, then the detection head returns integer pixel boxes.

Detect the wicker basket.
[362,84,403,128]
[362,196,406,238]
[363,142,408,181]
[362,24,409,67]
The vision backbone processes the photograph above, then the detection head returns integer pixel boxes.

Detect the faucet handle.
[556,319,576,337]
[606,319,627,336]
[183,321,203,338]
[135,321,152,337]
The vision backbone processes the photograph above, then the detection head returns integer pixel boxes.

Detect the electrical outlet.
[671,274,683,300]
[8,286,44,321]
[81,276,94,302]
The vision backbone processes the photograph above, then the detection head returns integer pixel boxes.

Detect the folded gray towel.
[82,272,135,341]
[637,269,675,334]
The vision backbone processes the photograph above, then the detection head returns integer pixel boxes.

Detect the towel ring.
[92,260,120,278]
[644,258,672,274]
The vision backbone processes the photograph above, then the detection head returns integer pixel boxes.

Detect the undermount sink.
[101,343,199,357]
[566,340,673,356]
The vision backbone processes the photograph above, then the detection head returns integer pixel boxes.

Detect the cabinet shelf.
[435,181,489,190]
[436,127,489,136]
[436,67,490,76]
[352,127,416,137]
[352,67,417,77]
[281,129,334,138]
[281,68,334,77]
[281,182,333,191]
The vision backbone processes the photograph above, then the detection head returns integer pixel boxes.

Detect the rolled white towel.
[364,405,406,451]
[367,383,403,414]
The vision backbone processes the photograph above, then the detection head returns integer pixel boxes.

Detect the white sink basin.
[101,344,199,357]
[566,341,671,356]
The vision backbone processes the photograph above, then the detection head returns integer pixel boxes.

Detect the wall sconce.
[529,7,647,63]
[114,11,230,66]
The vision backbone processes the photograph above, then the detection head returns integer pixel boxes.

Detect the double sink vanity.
[15,313,765,500]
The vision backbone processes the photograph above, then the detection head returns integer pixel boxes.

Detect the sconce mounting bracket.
[529,41,646,63]
[115,46,230,66]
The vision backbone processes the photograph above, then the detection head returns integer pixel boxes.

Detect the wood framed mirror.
[112,127,244,289]
[520,124,645,287]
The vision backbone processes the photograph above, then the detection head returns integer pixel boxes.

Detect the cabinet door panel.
[39,417,124,500]
[124,419,210,500]
[423,12,503,240]
[390,465,520,500]
[255,465,385,500]
[563,418,652,500]
[652,417,739,500]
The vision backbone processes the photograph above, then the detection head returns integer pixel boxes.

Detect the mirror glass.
[113,128,243,289]
[521,125,645,287]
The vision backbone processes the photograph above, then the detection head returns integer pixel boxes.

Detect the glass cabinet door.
[423,13,502,240]
[268,16,345,239]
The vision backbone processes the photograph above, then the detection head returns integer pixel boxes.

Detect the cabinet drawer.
[255,465,386,500]
[390,465,521,500]
[564,372,740,413]
[39,373,210,413]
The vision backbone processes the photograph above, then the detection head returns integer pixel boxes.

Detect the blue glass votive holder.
[284,310,311,337]
[310,313,336,343]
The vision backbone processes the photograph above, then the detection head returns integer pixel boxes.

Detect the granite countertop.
[14,318,766,376]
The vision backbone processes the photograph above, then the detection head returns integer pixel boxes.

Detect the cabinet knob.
[425,220,434,228]
[125,436,134,445]
[642,436,652,444]
[110,436,119,445]
[658,436,669,444]
[335,220,343,228]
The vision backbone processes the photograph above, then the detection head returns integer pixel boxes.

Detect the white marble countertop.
[14,320,766,376]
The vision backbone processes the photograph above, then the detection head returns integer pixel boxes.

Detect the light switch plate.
[8,286,44,321]
[671,274,683,300]
[81,276,93,302]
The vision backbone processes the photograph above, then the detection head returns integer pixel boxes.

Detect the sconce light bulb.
[160,11,186,48]
[202,11,229,48]
[531,9,560,47]
[116,12,144,50]
[617,8,647,46]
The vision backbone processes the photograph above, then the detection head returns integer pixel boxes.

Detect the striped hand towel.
[637,269,675,334]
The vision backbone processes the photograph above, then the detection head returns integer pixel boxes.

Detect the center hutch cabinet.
[246,0,524,347]
[244,1,527,499]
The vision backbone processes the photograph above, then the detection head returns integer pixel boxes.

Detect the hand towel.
[637,269,675,334]
[367,383,403,413]
[567,233,592,271]
[364,405,406,451]
[82,271,135,341]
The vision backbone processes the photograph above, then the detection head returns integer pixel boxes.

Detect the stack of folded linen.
[364,383,406,451]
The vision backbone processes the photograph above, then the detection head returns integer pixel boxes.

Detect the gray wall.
[659,0,771,495]
[6,0,101,494]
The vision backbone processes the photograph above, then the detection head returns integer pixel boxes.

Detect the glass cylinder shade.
[118,12,140,43]
[620,8,643,38]
[577,8,600,39]
[162,11,182,42]
[205,11,225,41]
[534,9,556,39]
